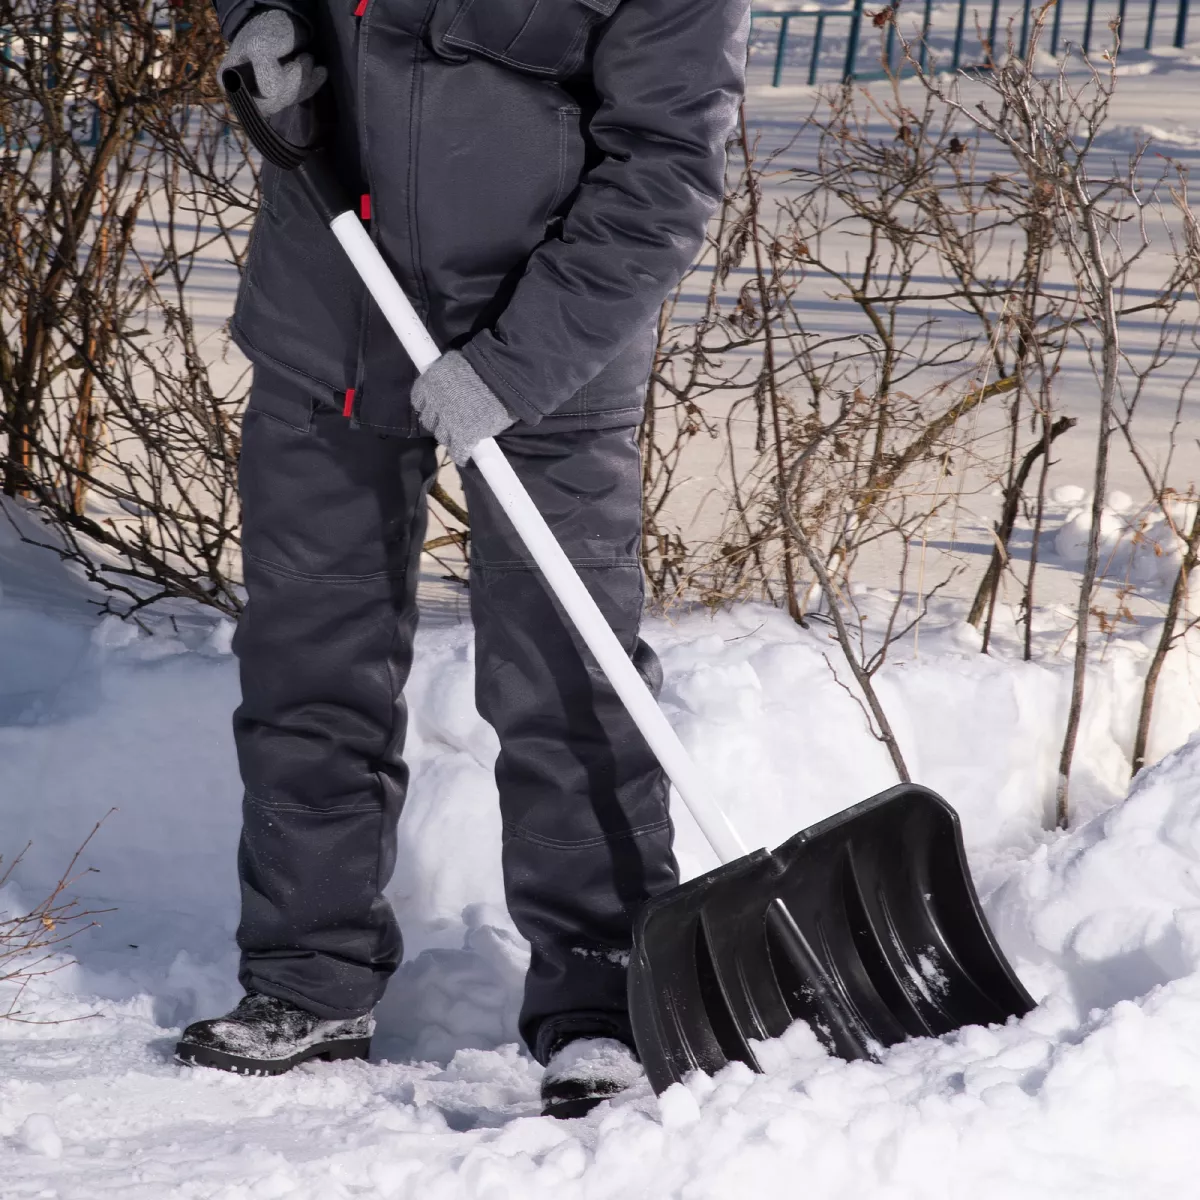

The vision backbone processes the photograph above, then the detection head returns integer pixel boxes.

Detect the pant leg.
[233,366,438,1019]
[460,426,678,1063]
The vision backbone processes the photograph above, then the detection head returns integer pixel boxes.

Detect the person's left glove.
[411,351,516,466]
[219,8,327,117]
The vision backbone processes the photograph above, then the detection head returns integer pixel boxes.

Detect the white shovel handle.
[330,211,750,865]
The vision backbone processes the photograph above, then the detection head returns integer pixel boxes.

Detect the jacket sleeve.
[209,0,314,41]
[460,0,750,426]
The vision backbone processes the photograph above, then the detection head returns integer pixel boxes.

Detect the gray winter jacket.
[212,0,749,435]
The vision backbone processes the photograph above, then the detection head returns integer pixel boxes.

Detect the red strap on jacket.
[342,387,356,418]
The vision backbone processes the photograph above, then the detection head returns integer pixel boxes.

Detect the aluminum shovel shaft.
[328,211,751,866]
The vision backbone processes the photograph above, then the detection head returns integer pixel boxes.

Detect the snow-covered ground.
[7,474,1200,1195]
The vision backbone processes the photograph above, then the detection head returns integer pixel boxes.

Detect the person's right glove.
[411,351,516,467]
[219,8,327,116]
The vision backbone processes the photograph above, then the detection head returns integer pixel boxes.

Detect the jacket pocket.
[428,0,620,78]
[244,367,318,434]
[233,169,363,399]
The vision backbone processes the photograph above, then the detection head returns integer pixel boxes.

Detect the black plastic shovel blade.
[628,783,1034,1095]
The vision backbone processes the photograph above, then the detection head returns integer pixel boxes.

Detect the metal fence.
[752,0,1194,86]
[5,2,1195,132]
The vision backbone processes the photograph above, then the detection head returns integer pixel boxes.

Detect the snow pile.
[6,718,1200,1196]
[9,600,1198,1021]
[990,737,1200,1013]
[1052,486,1197,594]
[6,593,1200,1194]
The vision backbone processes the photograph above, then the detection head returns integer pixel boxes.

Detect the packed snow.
[6,479,1200,1196]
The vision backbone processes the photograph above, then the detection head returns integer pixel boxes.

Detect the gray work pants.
[232,366,677,1062]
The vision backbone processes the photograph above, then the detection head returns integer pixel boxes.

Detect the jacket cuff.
[217,0,312,41]
[460,338,546,428]
[216,0,260,39]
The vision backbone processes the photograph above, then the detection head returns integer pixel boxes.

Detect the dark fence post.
[1117,0,1129,45]
[1019,0,1034,56]
[809,13,827,85]
[1052,0,1065,53]
[1083,0,1097,51]
[951,0,967,68]
[1176,0,1190,47]
[920,0,934,68]
[844,0,865,81]
[772,13,790,87]
[987,0,1001,59]
[1146,0,1159,48]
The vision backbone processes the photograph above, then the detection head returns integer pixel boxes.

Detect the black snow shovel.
[223,66,1034,1096]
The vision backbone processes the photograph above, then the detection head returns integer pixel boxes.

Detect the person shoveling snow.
[180,0,1033,1112]
[176,0,751,1117]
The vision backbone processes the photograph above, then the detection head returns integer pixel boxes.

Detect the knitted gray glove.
[220,9,327,117]
[411,351,516,466]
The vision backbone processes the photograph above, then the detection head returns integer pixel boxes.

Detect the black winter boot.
[540,1037,644,1119]
[175,992,373,1076]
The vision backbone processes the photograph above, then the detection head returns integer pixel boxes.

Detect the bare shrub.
[1,815,112,1021]
[907,8,1194,824]
[1127,171,1200,776]
[0,0,252,614]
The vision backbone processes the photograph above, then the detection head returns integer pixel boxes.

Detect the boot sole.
[175,1036,371,1076]
[542,1094,609,1119]
[541,1079,626,1120]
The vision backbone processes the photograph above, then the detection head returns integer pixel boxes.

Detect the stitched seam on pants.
[501,816,671,851]
[373,614,406,938]
[244,789,381,817]
[243,551,411,585]
[372,468,433,940]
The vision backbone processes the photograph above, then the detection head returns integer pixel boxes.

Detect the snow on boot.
[175,992,373,1076]
[540,1037,644,1119]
